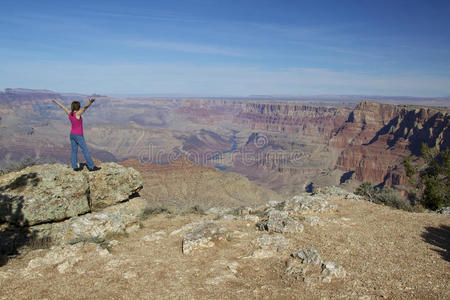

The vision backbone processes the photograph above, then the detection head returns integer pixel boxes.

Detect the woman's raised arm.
[76,98,95,117]
[52,99,70,115]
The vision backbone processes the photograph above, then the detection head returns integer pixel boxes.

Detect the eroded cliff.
[331,101,449,186]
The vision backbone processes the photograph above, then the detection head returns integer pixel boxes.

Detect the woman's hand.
[89,98,95,103]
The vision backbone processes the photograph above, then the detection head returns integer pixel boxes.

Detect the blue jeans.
[70,133,95,169]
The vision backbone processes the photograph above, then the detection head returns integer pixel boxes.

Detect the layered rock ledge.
[0,163,144,249]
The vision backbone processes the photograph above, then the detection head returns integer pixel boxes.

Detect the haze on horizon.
[1,0,450,97]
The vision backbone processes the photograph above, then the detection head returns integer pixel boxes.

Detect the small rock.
[57,261,71,274]
[125,223,140,234]
[243,215,260,222]
[251,249,277,259]
[143,231,167,242]
[285,259,308,278]
[283,195,338,213]
[437,207,450,214]
[205,207,229,215]
[250,233,289,258]
[108,240,120,247]
[105,259,130,271]
[254,233,289,251]
[257,210,303,233]
[170,221,205,236]
[345,193,363,201]
[230,231,248,239]
[292,248,322,265]
[301,216,320,226]
[182,221,226,254]
[267,201,281,207]
[220,214,236,220]
[321,261,346,281]
[96,246,111,257]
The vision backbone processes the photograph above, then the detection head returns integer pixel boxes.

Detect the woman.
[52,98,101,171]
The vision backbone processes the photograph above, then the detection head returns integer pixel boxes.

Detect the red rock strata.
[331,101,449,186]
[235,103,350,139]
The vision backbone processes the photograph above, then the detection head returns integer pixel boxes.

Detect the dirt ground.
[0,197,449,299]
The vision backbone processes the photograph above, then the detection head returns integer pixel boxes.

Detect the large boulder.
[0,163,143,226]
[0,164,89,226]
[83,163,143,210]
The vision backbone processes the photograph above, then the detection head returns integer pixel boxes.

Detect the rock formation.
[235,102,350,138]
[331,101,450,187]
[0,163,144,251]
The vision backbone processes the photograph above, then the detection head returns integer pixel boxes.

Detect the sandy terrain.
[0,196,448,299]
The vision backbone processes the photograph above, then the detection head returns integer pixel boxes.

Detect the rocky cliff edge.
[0,163,144,253]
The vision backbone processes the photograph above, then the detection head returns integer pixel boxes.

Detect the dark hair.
[71,101,81,116]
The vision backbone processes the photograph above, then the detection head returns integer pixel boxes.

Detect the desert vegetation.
[355,182,412,211]
[403,144,450,211]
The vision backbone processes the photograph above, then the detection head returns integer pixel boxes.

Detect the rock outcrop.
[0,166,89,226]
[86,163,142,210]
[182,221,226,254]
[285,247,346,284]
[331,101,450,187]
[257,210,303,233]
[0,163,144,251]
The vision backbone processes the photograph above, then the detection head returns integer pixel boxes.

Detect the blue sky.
[1,0,450,96]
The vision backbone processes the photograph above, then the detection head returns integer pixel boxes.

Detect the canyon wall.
[331,101,449,186]
[235,103,350,139]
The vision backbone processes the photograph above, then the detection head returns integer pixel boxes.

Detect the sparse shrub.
[68,236,106,245]
[355,182,375,202]
[187,205,205,215]
[355,183,412,211]
[139,206,172,220]
[373,186,412,211]
[27,235,53,250]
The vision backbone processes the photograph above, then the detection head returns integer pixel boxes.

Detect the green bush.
[355,182,375,202]
[403,144,450,210]
[373,186,412,211]
[355,182,412,211]
[419,145,449,210]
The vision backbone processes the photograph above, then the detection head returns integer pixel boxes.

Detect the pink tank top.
[69,112,83,135]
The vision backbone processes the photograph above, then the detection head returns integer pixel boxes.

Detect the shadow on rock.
[421,225,450,262]
[0,172,39,192]
[0,172,41,267]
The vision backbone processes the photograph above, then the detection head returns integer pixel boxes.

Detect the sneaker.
[73,167,83,171]
[88,166,101,172]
